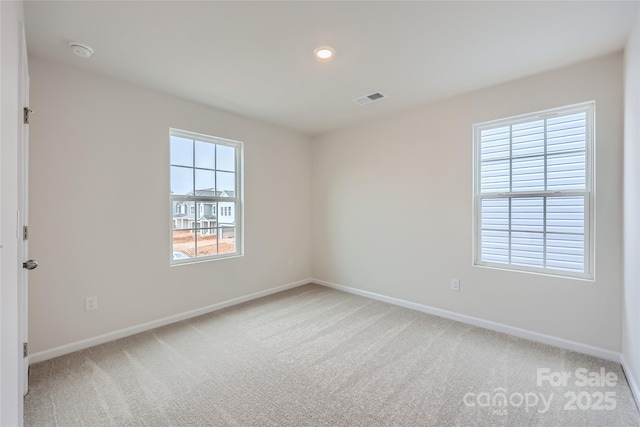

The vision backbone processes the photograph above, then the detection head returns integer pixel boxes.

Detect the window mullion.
[481,190,586,199]
[171,197,238,203]
[543,118,548,192]
[543,118,548,269]
[509,125,513,193]
[214,143,218,198]
[214,144,219,255]
[508,125,513,264]
[508,196,512,265]
[192,139,198,257]
[543,197,547,269]
[584,194,590,275]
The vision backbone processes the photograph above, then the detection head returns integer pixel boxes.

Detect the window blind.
[476,106,591,276]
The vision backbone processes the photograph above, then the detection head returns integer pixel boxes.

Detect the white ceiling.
[24,1,639,136]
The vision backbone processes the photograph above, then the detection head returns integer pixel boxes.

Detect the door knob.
[22,260,38,270]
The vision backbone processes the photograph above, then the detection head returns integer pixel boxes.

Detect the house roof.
[194,189,235,198]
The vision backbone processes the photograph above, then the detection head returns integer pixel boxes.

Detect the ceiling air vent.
[353,92,386,106]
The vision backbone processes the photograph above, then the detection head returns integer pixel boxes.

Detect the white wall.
[312,53,624,352]
[1,1,24,425]
[27,57,312,354]
[623,7,640,394]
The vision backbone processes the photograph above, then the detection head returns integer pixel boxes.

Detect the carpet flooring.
[24,284,640,426]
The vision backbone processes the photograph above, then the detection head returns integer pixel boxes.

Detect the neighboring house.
[172,188,236,236]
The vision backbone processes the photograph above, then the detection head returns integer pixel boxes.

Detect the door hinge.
[23,342,28,358]
[23,226,28,241]
[23,107,32,124]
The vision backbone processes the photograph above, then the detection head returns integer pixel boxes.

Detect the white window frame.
[170,128,243,264]
[472,101,595,280]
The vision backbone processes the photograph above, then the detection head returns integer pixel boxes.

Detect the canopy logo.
[463,367,619,415]
[463,388,553,415]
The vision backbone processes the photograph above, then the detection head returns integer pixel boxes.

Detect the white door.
[18,24,34,396]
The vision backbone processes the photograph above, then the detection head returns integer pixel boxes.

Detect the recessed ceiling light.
[314,46,334,61]
[68,42,94,58]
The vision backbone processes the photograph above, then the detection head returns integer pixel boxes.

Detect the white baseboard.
[621,354,640,411]
[29,278,312,364]
[313,278,621,363]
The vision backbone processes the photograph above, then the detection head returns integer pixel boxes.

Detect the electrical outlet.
[85,296,98,311]
[451,279,460,292]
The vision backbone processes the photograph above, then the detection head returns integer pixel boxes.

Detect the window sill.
[473,262,594,282]
[171,253,244,267]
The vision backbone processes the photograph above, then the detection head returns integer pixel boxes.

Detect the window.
[170,129,242,263]
[473,102,594,279]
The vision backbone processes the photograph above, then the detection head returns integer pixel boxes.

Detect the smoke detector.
[68,42,94,58]
[353,92,386,106]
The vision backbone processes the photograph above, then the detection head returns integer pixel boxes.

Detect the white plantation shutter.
[474,103,593,278]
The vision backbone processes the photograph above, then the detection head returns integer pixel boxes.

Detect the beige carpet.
[25,284,640,426]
